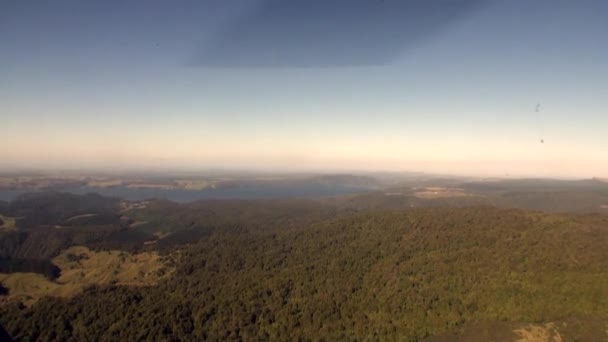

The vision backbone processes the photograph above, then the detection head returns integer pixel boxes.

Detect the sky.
[1,0,607,177]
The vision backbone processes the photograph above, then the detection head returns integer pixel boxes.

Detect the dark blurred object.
[0,323,12,342]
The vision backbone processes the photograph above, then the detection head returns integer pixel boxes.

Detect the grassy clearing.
[0,273,61,306]
[0,215,16,231]
[513,323,562,342]
[0,246,173,306]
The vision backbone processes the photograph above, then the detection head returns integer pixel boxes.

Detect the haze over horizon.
[2,0,607,178]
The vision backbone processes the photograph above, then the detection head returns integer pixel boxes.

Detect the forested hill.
[1,207,607,340]
[4,192,120,229]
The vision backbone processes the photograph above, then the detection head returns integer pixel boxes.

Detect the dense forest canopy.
[0,186,607,340]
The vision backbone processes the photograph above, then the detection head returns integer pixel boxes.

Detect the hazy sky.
[1,0,607,177]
